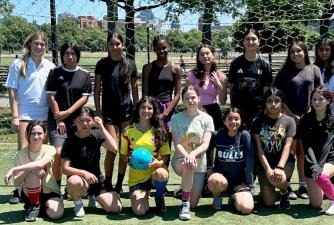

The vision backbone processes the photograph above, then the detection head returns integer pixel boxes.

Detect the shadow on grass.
[0,194,12,204]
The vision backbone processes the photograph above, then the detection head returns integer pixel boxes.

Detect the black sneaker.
[25,204,40,222]
[9,189,20,204]
[115,186,123,197]
[298,186,309,199]
[279,192,290,210]
[163,187,170,197]
[155,197,167,214]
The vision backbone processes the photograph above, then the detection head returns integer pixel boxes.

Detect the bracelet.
[275,166,284,171]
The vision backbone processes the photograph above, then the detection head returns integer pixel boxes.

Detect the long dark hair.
[279,41,310,76]
[221,107,246,133]
[107,33,133,94]
[26,120,47,143]
[310,85,333,133]
[263,87,285,109]
[242,29,260,54]
[132,96,168,148]
[193,44,219,87]
[314,38,334,83]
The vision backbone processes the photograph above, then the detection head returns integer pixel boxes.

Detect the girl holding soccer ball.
[120,96,170,216]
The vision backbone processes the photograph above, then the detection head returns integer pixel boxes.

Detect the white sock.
[280,191,288,195]
[287,182,291,187]
[74,199,83,206]
[15,184,22,190]
[299,182,306,188]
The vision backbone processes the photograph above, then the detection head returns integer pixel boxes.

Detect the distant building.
[58,12,76,24]
[137,9,154,22]
[198,15,230,31]
[31,20,40,29]
[77,16,101,30]
[171,19,180,30]
[151,18,167,35]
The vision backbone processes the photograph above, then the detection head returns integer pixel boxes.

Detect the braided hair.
[310,85,333,133]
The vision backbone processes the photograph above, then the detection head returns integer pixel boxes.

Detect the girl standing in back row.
[94,33,139,195]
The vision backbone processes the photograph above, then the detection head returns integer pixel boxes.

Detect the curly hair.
[107,33,133,94]
[132,96,168,148]
[193,44,219,87]
[310,85,333,133]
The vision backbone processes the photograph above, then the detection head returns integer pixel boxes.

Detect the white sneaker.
[325,200,334,215]
[174,185,182,198]
[88,195,98,208]
[74,201,85,217]
[179,200,191,220]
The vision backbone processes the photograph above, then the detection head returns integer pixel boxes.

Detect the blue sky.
[9,0,233,31]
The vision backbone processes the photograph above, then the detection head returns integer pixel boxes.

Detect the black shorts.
[202,103,223,131]
[304,160,334,179]
[211,168,250,196]
[129,177,155,193]
[21,190,61,210]
[102,103,133,126]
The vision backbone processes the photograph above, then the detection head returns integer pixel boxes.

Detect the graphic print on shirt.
[181,126,202,158]
[217,144,244,162]
[259,123,285,153]
[238,77,260,90]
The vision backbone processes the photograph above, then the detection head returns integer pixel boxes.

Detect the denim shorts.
[129,177,154,193]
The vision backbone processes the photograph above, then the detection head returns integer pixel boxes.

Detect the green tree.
[0,0,14,14]
[0,15,37,51]
[318,1,334,38]
[82,25,107,51]
[40,23,52,49]
[183,29,202,50]
[212,28,231,48]
[56,20,82,49]
[167,30,186,50]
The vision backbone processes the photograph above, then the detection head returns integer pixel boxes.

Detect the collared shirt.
[5,57,55,107]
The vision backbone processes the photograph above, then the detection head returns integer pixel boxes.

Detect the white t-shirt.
[322,69,334,113]
[5,57,55,120]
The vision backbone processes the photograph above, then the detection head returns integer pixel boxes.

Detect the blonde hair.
[19,31,48,79]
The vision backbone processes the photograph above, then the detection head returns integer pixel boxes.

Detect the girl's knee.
[105,204,122,214]
[25,171,40,182]
[153,168,168,181]
[66,176,83,191]
[236,204,253,215]
[132,205,148,217]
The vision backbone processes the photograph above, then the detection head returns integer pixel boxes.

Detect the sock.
[182,191,191,200]
[287,182,291,187]
[15,184,23,190]
[280,191,288,195]
[26,186,41,205]
[115,173,125,189]
[106,176,112,187]
[154,178,169,198]
[74,199,82,206]
[299,182,306,188]
[315,174,334,201]
[56,180,61,189]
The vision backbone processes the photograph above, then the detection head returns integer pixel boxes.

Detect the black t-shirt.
[228,55,273,126]
[94,57,138,117]
[299,112,334,176]
[61,129,105,181]
[208,130,254,185]
[251,114,296,168]
[46,66,92,124]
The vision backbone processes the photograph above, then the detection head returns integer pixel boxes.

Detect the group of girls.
[3,28,334,222]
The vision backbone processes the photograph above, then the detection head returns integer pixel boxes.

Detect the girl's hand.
[294,115,301,126]
[56,121,66,135]
[184,153,197,171]
[265,168,275,183]
[273,168,284,184]
[83,171,98,185]
[11,118,19,133]
[312,172,320,180]
[210,71,222,88]
[94,116,104,129]
[146,157,163,169]
[128,157,135,169]
[159,113,167,121]
[54,111,70,120]
[31,169,46,179]
[234,183,250,192]
[4,169,13,185]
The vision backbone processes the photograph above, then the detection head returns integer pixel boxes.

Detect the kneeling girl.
[206,107,254,214]
[120,96,170,216]
[61,107,121,217]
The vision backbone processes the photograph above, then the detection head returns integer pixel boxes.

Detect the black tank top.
[148,61,174,99]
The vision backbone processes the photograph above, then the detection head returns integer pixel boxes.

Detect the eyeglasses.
[266,100,282,105]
